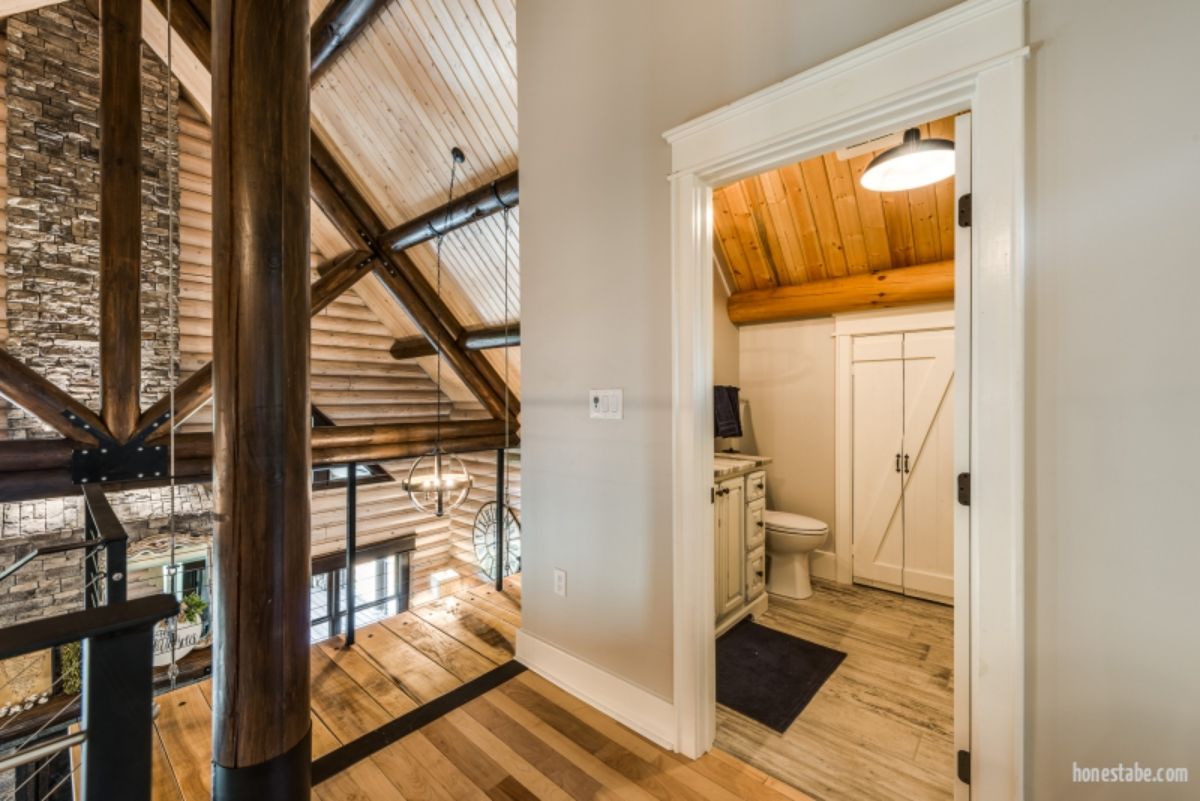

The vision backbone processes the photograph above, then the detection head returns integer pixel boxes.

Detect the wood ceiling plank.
[847,153,894,270]
[779,164,828,282]
[759,169,809,286]
[722,181,777,289]
[798,156,849,279]
[742,175,793,289]
[879,185,917,267]
[907,123,942,265]
[928,115,958,260]
[712,189,756,292]
[823,153,871,275]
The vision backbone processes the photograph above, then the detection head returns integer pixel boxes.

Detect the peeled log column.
[99,0,142,442]
[210,0,312,796]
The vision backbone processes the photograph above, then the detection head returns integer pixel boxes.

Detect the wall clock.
[472,501,521,581]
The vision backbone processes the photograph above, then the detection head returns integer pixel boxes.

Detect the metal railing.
[0,485,176,801]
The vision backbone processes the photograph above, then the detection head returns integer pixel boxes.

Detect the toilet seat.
[764,510,828,534]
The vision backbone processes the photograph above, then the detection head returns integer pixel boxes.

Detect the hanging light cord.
[165,0,181,690]
[434,151,462,464]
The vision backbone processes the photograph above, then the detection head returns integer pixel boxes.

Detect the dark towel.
[714,385,742,438]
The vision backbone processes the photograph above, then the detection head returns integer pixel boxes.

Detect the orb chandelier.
[403,147,472,516]
[860,127,954,192]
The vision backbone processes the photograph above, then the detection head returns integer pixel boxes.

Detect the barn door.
[850,334,905,589]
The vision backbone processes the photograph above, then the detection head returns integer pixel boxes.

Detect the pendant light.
[402,147,473,517]
[860,128,954,192]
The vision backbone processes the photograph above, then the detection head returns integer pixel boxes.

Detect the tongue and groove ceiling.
[713,115,956,293]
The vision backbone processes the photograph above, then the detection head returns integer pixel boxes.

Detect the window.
[311,462,392,491]
[309,550,410,643]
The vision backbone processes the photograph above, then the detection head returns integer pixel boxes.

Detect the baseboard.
[811,549,838,581]
[516,629,676,751]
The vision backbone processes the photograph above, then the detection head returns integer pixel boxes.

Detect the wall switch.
[553,568,567,597]
[589,389,623,420]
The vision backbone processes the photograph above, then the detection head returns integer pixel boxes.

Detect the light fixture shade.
[402,451,472,517]
[860,128,954,192]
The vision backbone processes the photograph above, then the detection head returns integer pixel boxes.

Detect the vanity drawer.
[745,498,766,550]
[745,470,767,502]
[746,546,766,601]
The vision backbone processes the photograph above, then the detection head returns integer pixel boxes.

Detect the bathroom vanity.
[713,454,772,636]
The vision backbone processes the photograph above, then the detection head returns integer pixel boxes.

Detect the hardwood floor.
[315,672,816,801]
[150,575,522,801]
[715,580,955,801]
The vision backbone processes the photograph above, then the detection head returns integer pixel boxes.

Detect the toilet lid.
[764,510,828,534]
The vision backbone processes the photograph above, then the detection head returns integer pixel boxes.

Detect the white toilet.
[765,511,829,600]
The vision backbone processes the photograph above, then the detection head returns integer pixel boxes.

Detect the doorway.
[664,2,1027,799]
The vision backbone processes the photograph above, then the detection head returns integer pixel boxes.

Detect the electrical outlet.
[553,568,567,597]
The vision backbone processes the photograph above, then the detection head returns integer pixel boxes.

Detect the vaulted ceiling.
[713,115,957,294]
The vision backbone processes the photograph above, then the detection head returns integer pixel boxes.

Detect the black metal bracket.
[71,440,170,485]
[957,472,971,506]
[958,193,972,227]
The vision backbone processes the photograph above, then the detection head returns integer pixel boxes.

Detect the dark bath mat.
[716,619,847,733]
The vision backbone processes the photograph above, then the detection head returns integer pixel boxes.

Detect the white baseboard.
[516,629,676,750]
[811,549,838,581]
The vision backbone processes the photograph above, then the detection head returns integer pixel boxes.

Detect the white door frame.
[664,1,1027,798]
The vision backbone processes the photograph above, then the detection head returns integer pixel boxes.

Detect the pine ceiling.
[714,115,957,293]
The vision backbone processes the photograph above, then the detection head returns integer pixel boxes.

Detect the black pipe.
[344,461,357,648]
[495,449,505,592]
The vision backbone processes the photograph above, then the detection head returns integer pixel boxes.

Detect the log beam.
[210,0,312,792]
[98,0,143,442]
[378,170,518,254]
[725,260,955,325]
[390,323,520,361]
[310,0,389,81]
[0,349,109,445]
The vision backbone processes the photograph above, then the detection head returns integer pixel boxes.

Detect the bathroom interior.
[709,114,960,801]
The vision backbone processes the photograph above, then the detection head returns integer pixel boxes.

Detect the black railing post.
[105,536,126,604]
[81,623,156,801]
[495,448,505,591]
[344,461,357,647]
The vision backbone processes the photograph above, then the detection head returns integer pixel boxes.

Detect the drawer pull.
[756,521,764,528]
[755,571,764,578]
[755,482,764,490]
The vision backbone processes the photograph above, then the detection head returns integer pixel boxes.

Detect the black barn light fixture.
[860,127,954,192]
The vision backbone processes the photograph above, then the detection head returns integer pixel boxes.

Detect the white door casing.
[666,4,1025,797]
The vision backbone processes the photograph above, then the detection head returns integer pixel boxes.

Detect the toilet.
[765,511,829,600]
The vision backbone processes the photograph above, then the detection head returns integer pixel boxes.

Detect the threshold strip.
[312,659,527,783]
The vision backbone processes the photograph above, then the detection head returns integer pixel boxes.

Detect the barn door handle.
[903,454,910,473]
[895,454,902,473]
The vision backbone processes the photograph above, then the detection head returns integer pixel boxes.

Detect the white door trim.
[664,1,1027,798]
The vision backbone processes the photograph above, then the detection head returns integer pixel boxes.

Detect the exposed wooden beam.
[310,0,388,81]
[210,0,311,790]
[378,170,518,253]
[390,323,521,361]
[726,261,955,325]
[98,0,143,442]
[0,349,109,445]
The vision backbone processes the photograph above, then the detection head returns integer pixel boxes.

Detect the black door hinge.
[958,193,972,227]
[957,473,971,506]
[711,486,716,504]
[957,749,971,784]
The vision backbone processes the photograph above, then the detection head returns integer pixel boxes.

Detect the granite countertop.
[713,453,772,479]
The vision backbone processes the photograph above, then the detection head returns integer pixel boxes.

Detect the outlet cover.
[553,568,567,597]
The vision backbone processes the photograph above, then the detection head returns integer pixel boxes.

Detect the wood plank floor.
[715,580,954,801]
[151,575,522,801]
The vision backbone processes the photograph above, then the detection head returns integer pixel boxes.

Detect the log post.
[99,0,143,442]
[210,0,312,796]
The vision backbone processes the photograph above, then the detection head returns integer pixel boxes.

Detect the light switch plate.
[553,568,567,597]
[589,389,623,420]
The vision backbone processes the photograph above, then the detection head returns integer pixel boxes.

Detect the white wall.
[1026,0,1200,797]
[519,0,956,702]
[712,270,739,388]
[738,319,837,570]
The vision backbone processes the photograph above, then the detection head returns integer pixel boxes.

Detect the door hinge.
[711,486,716,504]
[957,473,971,506]
[957,749,971,784]
[958,193,972,227]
